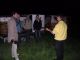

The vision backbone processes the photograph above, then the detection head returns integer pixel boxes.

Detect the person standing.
[33,15,42,41]
[8,11,22,60]
[46,16,67,60]
[23,15,32,42]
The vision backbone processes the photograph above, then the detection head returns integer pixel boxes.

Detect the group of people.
[8,12,42,60]
[7,11,67,60]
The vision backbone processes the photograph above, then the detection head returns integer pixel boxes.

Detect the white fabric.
[11,43,19,60]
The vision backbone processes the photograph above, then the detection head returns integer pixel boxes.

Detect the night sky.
[0,0,80,39]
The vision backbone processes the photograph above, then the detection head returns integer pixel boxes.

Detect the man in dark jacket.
[33,15,42,41]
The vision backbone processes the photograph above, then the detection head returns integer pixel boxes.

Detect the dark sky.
[0,0,78,15]
[0,0,79,15]
[0,0,80,39]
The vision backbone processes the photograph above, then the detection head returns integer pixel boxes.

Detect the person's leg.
[55,41,64,60]
[35,30,38,40]
[17,33,22,47]
[39,30,41,38]
[37,30,41,42]
[11,43,15,58]
[15,56,19,60]
[28,29,32,42]
[37,30,40,41]
[26,30,30,42]
[39,30,41,41]
[19,33,22,43]
[25,30,28,42]
[14,46,19,60]
[28,30,31,40]
[15,55,19,60]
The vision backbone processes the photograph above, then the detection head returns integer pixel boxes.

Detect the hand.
[46,28,54,35]
[46,28,50,31]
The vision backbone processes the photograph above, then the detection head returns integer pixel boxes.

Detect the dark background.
[0,0,80,40]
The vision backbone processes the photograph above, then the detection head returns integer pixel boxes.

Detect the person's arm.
[40,20,42,30]
[40,20,42,28]
[46,28,54,35]
[33,20,36,30]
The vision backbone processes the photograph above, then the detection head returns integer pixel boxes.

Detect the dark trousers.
[17,33,22,47]
[35,30,41,41]
[25,29,31,42]
[55,40,64,60]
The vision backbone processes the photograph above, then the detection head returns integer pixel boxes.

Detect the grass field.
[0,32,80,60]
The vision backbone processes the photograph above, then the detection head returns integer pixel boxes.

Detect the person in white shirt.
[11,40,19,60]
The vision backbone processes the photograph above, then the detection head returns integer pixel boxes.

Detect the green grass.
[0,33,80,60]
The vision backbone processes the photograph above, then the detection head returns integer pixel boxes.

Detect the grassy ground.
[0,32,80,60]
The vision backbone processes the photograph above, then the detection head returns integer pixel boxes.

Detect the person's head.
[54,15,63,22]
[12,11,20,20]
[56,16,62,21]
[36,15,39,20]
